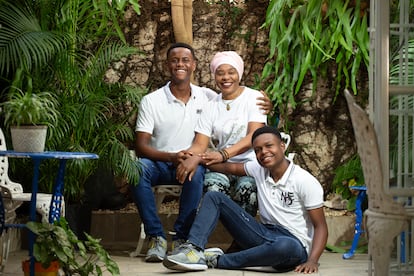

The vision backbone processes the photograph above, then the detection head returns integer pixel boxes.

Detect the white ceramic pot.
[10,125,47,152]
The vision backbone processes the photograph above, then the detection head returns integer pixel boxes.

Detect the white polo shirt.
[244,159,324,254]
[135,82,215,152]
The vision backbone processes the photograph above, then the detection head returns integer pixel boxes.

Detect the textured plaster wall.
[105,0,364,193]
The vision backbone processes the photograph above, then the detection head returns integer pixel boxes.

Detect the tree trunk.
[171,0,192,44]
[183,0,192,44]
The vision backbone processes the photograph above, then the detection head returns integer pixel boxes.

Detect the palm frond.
[2,0,144,201]
[0,1,66,74]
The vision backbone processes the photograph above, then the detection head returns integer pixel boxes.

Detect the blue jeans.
[188,191,307,271]
[204,172,257,216]
[131,158,205,240]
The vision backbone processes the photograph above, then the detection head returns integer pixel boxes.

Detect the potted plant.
[21,259,59,276]
[1,86,59,152]
[23,217,120,276]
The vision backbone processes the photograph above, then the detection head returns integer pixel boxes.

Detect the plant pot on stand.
[1,88,58,153]
[10,125,48,152]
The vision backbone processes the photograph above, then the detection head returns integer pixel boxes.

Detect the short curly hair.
[251,126,282,144]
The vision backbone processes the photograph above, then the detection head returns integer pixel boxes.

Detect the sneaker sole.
[163,257,207,271]
[145,254,164,263]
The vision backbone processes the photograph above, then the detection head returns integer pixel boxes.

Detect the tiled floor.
[3,249,371,275]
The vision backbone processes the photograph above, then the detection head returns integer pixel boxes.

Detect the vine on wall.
[262,0,369,125]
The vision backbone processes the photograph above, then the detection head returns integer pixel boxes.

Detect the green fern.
[262,0,369,125]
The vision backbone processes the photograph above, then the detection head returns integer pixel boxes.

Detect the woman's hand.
[199,151,225,166]
[257,90,274,115]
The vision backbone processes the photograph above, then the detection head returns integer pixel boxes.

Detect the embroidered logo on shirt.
[280,191,294,206]
[196,109,202,114]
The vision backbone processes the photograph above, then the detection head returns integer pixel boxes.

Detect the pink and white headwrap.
[210,51,244,81]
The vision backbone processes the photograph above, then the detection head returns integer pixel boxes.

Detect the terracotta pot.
[22,259,59,276]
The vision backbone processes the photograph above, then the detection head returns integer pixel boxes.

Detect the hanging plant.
[262,0,369,124]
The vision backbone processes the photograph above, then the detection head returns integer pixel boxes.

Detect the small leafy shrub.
[332,154,365,211]
[26,217,120,276]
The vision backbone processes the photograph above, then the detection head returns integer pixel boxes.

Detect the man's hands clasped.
[175,150,200,184]
[175,150,227,184]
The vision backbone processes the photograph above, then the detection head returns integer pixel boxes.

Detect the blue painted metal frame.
[0,151,98,276]
[343,186,367,259]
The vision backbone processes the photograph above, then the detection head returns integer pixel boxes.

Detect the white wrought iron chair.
[344,89,409,275]
[130,131,295,257]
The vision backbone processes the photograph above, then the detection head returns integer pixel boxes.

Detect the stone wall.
[109,0,269,91]
[105,0,364,193]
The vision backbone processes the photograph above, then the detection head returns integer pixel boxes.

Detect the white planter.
[10,125,47,152]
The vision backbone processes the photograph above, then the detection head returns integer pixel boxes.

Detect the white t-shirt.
[244,160,324,254]
[195,87,267,162]
[135,82,216,152]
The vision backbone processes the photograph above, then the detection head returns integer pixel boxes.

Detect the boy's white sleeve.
[244,160,259,177]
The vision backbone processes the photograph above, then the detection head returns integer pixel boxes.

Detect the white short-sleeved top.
[244,160,324,254]
[195,87,267,163]
[135,82,214,152]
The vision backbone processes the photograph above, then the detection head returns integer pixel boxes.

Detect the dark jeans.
[188,191,307,271]
[131,158,205,240]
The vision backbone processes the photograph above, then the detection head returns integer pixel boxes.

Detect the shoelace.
[150,237,164,249]
[177,243,195,252]
[205,253,218,268]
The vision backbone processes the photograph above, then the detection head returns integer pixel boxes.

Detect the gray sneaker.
[162,243,207,271]
[204,247,224,268]
[171,239,186,253]
[145,236,167,262]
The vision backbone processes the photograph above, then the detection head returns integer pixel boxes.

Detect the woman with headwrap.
[176,51,267,218]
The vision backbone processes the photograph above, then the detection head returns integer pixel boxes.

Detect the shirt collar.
[265,159,295,186]
[164,81,194,104]
[278,160,294,186]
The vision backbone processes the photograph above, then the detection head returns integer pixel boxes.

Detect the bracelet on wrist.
[222,149,230,161]
[218,150,227,162]
[218,149,230,162]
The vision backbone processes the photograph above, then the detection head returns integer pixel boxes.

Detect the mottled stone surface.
[105,0,368,193]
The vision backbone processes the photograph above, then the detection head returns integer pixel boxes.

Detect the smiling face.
[214,64,241,99]
[166,47,196,84]
[252,133,286,169]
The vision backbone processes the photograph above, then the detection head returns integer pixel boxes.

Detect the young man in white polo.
[163,126,328,273]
